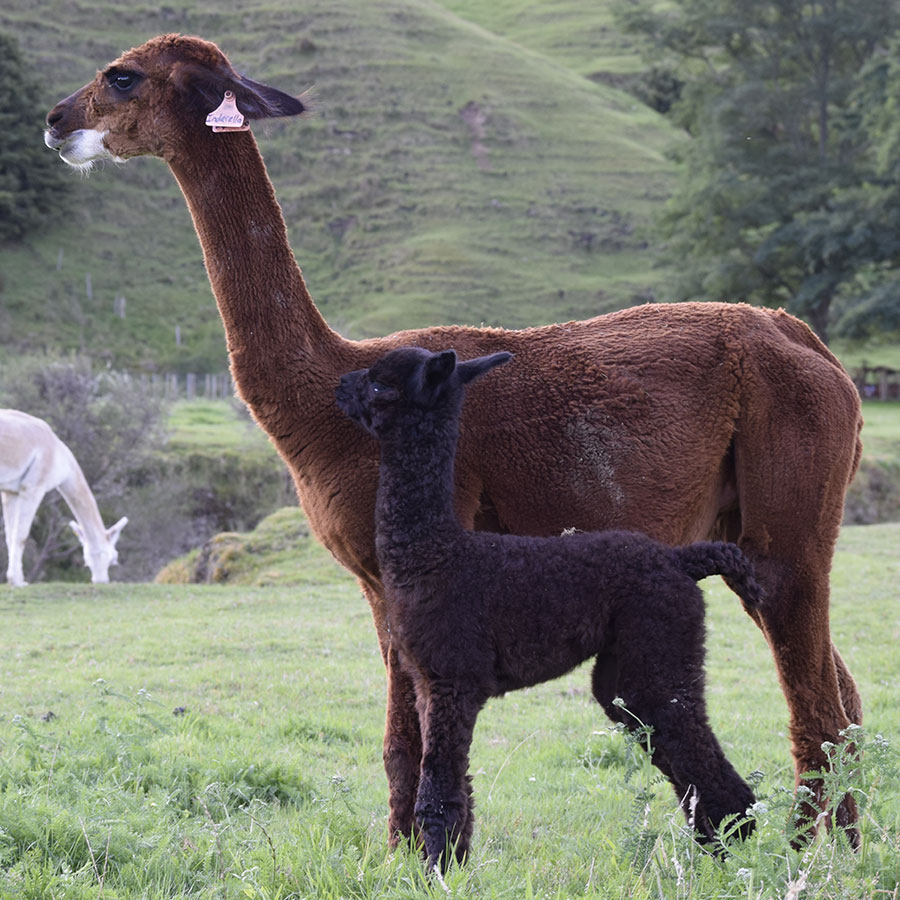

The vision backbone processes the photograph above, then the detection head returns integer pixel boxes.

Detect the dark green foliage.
[844,457,900,524]
[631,65,684,114]
[620,0,900,343]
[0,33,71,243]
[830,42,900,341]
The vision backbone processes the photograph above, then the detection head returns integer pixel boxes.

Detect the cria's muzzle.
[335,370,372,432]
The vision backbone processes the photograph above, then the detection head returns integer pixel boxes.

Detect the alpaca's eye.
[371,382,400,400]
[108,71,139,92]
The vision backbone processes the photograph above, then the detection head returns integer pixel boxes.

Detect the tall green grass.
[0,522,896,898]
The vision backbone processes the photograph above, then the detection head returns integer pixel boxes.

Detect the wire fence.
[134,372,235,400]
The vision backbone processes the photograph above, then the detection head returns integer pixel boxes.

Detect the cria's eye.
[108,71,139,92]
[371,382,391,394]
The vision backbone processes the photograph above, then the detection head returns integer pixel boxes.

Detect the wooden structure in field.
[852,365,900,401]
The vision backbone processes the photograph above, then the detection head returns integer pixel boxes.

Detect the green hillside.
[435,0,649,78]
[0,0,676,373]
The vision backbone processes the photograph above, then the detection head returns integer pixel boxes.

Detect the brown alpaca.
[45,34,864,845]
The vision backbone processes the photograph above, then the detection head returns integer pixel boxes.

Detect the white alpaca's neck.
[56,447,107,545]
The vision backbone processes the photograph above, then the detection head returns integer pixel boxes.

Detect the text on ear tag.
[206,91,250,132]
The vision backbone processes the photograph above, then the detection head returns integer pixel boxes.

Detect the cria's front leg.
[415,686,480,872]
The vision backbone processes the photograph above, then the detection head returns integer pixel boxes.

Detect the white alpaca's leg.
[2,493,22,585]
[2,490,43,587]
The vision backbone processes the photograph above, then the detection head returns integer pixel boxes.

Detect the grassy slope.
[0,523,896,898]
[166,398,275,455]
[435,0,649,77]
[0,0,676,373]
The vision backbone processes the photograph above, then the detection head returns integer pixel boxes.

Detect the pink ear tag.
[206,91,250,132]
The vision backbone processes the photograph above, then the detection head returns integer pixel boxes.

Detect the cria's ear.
[172,62,308,123]
[457,351,513,385]
[422,350,458,391]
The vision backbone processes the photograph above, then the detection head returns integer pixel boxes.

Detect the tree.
[0,32,72,242]
[829,38,900,340]
[619,0,900,343]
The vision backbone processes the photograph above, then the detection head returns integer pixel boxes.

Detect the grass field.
[0,521,897,899]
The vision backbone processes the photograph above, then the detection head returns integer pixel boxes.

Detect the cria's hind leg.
[594,596,755,843]
[591,652,717,838]
[625,687,756,843]
[593,651,729,841]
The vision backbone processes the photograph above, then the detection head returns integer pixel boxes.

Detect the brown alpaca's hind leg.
[832,644,862,725]
[740,559,860,846]
[730,333,862,844]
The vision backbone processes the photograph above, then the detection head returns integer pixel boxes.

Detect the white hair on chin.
[45,128,124,172]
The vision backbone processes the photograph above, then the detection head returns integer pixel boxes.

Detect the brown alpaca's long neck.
[169,132,343,394]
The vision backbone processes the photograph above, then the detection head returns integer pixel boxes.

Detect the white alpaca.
[0,410,127,586]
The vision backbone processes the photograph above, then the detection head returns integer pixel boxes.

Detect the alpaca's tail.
[673,542,765,608]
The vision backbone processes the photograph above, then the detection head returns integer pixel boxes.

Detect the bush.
[844,457,900,524]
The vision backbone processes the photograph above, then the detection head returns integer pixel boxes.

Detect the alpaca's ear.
[235,76,309,120]
[172,63,308,123]
[422,350,458,390]
[107,517,128,546]
[457,351,513,385]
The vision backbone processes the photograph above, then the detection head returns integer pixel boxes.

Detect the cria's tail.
[673,542,765,607]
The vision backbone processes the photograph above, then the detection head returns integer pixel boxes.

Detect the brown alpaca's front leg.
[415,686,480,872]
[383,645,423,844]
[365,585,424,844]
